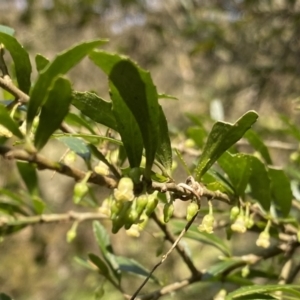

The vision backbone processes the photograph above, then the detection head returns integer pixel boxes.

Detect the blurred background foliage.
[1,0,300,299]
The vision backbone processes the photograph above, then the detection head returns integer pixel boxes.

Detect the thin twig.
[136,245,288,300]
[286,263,300,283]
[151,212,199,276]
[130,212,201,300]
[0,210,107,228]
[0,145,118,188]
[0,145,232,204]
[151,181,232,204]
[0,75,29,104]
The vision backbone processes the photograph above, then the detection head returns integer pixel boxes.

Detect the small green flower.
[256,220,271,248]
[64,151,77,164]
[126,224,140,237]
[198,214,214,234]
[94,161,110,176]
[256,231,270,248]
[114,177,135,201]
[73,182,88,204]
[231,215,247,233]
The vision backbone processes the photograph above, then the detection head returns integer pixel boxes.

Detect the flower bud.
[256,231,270,248]
[213,289,227,300]
[184,138,195,148]
[230,206,240,221]
[163,203,174,223]
[198,214,214,234]
[66,222,78,243]
[186,202,199,221]
[112,217,125,234]
[145,195,159,217]
[73,182,88,204]
[241,265,250,278]
[135,194,148,215]
[110,199,125,219]
[124,208,139,229]
[138,213,149,231]
[245,217,254,229]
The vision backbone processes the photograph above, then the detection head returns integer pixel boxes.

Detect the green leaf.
[56,136,91,160]
[74,256,95,271]
[0,25,15,36]
[205,259,243,277]
[32,196,46,214]
[158,93,178,100]
[187,126,207,148]
[226,284,300,299]
[115,256,160,284]
[172,221,231,256]
[0,104,23,139]
[110,61,159,176]
[16,162,38,195]
[93,56,143,168]
[65,112,95,134]
[268,167,292,216]
[280,115,300,142]
[0,293,13,300]
[71,91,117,130]
[155,106,173,175]
[0,188,24,204]
[218,152,252,197]
[231,294,277,299]
[249,156,271,211]
[35,53,49,72]
[174,148,192,176]
[0,32,31,94]
[195,111,258,180]
[202,170,235,194]
[0,201,28,216]
[34,77,72,150]
[88,253,110,276]
[90,51,160,177]
[54,133,122,146]
[93,221,121,283]
[244,130,272,164]
[27,39,107,131]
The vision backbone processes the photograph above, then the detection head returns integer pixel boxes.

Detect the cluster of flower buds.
[230,204,253,234]
[102,176,159,235]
